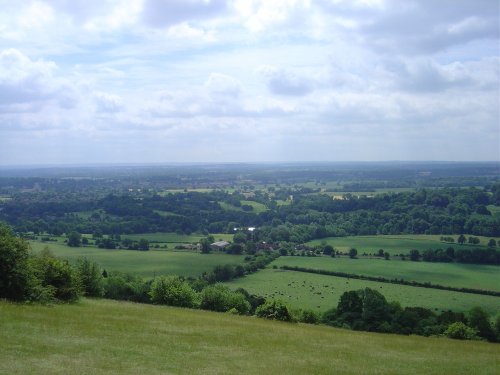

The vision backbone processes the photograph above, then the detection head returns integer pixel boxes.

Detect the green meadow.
[1,299,498,375]
[273,256,500,292]
[29,241,244,278]
[121,232,233,243]
[307,234,498,255]
[226,268,500,314]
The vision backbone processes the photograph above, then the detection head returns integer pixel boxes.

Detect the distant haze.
[0,0,498,165]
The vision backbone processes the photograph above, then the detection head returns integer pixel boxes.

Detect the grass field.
[487,205,500,217]
[1,299,498,375]
[29,241,244,278]
[121,232,233,243]
[273,256,500,292]
[307,234,499,255]
[226,268,500,314]
[219,200,268,213]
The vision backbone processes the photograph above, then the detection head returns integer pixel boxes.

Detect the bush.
[255,300,294,322]
[103,272,151,303]
[300,309,319,324]
[149,276,197,307]
[200,284,250,314]
[444,322,479,340]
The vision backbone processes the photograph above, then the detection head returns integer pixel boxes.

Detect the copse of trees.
[322,287,499,342]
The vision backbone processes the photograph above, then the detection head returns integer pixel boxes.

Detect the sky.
[0,0,499,165]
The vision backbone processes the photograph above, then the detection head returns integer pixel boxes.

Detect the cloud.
[142,0,229,27]
[261,67,315,96]
[94,91,124,113]
[0,49,77,109]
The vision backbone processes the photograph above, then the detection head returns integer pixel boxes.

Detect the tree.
[200,238,211,254]
[409,249,420,261]
[384,252,390,260]
[30,249,81,302]
[0,224,35,301]
[457,234,466,245]
[76,258,104,297]
[149,276,197,307]
[468,307,496,342]
[138,238,149,251]
[67,231,82,247]
[349,248,358,259]
[487,239,496,247]
[323,245,334,256]
[337,290,363,325]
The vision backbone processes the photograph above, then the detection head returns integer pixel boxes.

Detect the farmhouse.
[210,241,230,251]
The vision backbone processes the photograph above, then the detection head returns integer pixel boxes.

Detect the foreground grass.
[0,299,498,375]
[29,241,244,278]
[307,235,499,255]
[272,256,500,292]
[226,268,500,314]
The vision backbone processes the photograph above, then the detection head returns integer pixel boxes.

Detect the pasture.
[273,256,500,292]
[29,241,244,278]
[1,299,498,375]
[121,232,233,243]
[226,268,500,315]
[307,234,498,255]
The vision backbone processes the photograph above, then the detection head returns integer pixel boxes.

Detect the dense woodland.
[1,183,498,239]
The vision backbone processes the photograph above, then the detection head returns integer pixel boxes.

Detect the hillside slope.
[0,299,498,375]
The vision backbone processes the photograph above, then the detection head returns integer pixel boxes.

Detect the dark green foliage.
[467,307,496,342]
[0,224,36,301]
[30,250,81,302]
[76,258,104,297]
[299,309,319,324]
[255,300,294,322]
[409,249,420,261]
[103,272,150,303]
[149,276,197,307]
[348,248,357,259]
[67,231,82,247]
[323,245,334,255]
[200,284,250,314]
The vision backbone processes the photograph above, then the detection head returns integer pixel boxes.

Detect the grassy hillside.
[226,268,500,314]
[272,256,500,292]
[29,241,244,278]
[0,299,498,375]
[307,235,499,255]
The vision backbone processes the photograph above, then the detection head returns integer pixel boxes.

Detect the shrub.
[200,284,250,314]
[255,300,294,322]
[444,322,479,340]
[300,309,319,324]
[149,276,197,308]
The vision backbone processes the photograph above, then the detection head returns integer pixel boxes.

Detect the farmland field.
[29,241,244,278]
[1,299,498,375]
[273,256,500,292]
[307,234,499,255]
[121,232,233,243]
[226,268,500,314]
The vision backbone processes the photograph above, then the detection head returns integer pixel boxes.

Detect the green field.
[487,205,500,217]
[1,299,498,375]
[273,256,500,292]
[307,235,499,255]
[219,200,268,213]
[226,268,500,314]
[121,232,233,243]
[29,241,244,278]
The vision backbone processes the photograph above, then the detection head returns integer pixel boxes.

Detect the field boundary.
[279,265,500,297]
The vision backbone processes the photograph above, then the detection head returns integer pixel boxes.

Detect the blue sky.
[0,0,498,165]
